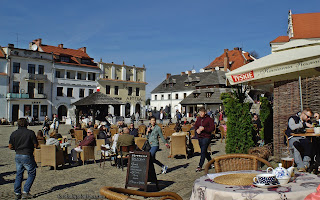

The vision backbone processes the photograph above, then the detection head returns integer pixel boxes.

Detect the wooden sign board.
[125,151,150,191]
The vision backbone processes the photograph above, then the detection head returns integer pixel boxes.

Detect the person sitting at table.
[285,108,314,172]
[252,114,262,145]
[98,125,111,145]
[314,113,320,125]
[111,128,122,154]
[46,132,61,151]
[36,130,46,146]
[70,128,96,166]
[181,118,189,125]
[87,121,94,128]
[129,123,139,137]
[116,127,135,156]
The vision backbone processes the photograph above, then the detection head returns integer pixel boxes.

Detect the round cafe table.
[190,170,320,200]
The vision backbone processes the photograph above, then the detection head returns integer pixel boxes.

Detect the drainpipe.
[299,76,303,112]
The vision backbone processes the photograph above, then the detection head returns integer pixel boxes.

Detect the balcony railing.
[25,74,47,81]
[6,93,29,99]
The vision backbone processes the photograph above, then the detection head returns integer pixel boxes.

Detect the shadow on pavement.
[34,178,95,198]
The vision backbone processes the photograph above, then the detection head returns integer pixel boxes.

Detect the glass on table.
[280,146,294,169]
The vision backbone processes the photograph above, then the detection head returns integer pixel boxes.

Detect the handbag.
[142,140,151,152]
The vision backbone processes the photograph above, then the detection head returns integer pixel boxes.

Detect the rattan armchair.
[100,187,183,200]
[40,144,65,170]
[218,126,226,143]
[204,153,273,175]
[170,135,188,159]
[80,146,96,165]
[74,130,84,144]
[134,137,147,151]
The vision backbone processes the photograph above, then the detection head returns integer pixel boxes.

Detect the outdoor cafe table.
[190,170,320,200]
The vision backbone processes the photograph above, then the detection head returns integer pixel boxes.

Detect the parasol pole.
[299,76,303,112]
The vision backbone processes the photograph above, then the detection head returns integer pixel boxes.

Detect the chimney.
[79,47,86,53]
[224,49,229,53]
[224,51,230,71]
[211,68,215,72]
[181,72,186,75]
[187,71,192,76]
[58,44,64,48]
[32,38,42,46]
[166,73,171,79]
[8,43,14,48]
[234,47,239,50]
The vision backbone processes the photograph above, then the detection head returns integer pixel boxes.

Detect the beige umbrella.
[225,40,320,111]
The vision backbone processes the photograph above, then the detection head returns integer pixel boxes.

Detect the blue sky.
[0,0,319,97]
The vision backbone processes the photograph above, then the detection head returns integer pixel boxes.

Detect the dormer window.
[206,92,213,98]
[193,93,199,98]
[61,56,70,62]
[185,83,189,87]
[81,59,91,64]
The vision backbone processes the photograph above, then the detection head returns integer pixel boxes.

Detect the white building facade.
[31,39,100,123]
[2,44,54,122]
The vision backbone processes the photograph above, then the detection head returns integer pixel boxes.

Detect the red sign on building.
[231,71,254,83]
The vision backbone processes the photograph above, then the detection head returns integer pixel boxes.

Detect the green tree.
[221,88,255,153]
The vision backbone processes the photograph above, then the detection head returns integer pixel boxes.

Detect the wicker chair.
[100,187,183,200]
[191,138,211,154]
[118,145,136,170]
[181,125,191,132]
[40,144,65,170]
[93,129,100,139]
[96,139,106,155]
[204,153,273,175]
[80,146,96,165]
[163,127,175,139]
[135,137,147,151]
[34,149,41,166]
[170,135,188,159]
[219,126,226,143]
[138,125,146,136]
[74,130,84,144]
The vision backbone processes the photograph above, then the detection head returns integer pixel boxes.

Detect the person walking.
[159,110,164,124]
[9,118,38,199]
[194,107,215,172]
[135,111,140,123]
[52,114,59,132]
[42,116,50,137]
[146,116,170,174]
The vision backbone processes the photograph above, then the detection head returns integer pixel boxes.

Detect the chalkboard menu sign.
[125,151,150,191]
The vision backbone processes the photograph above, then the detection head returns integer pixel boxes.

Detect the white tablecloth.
[190,170,320,200]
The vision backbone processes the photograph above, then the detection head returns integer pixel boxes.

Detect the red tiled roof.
[33,39,98,68]
[204,49,255,71]
[0,47,5,58]
[270,36,290,43]
[40,44,91,58]
[291,12,320,39]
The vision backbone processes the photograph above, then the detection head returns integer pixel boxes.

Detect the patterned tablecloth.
[190,170,320,200]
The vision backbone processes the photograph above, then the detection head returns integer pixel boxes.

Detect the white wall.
[150,90,193,117]
[0,74,8,119]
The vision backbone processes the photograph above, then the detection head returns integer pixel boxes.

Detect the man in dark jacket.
[9,118,38,199]
[194,107,215,172]
[285,108,313,172]
[129,123,138,137]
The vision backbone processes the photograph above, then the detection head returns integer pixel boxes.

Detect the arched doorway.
[135,103,141,115]
[58,105,67,121]
[125,103,131,117]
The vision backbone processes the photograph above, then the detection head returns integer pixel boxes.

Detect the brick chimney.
[79,47,86,53]
[166,73,171,79]
[224,51,230,71]
[58,44,64,48]
[181,72,185,75]
[33,38,42,46]
[234,47,239,50]
[187,71,192,76]
[224,49,229,53]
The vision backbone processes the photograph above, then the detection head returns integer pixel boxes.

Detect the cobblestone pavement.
[0,124,226,200]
